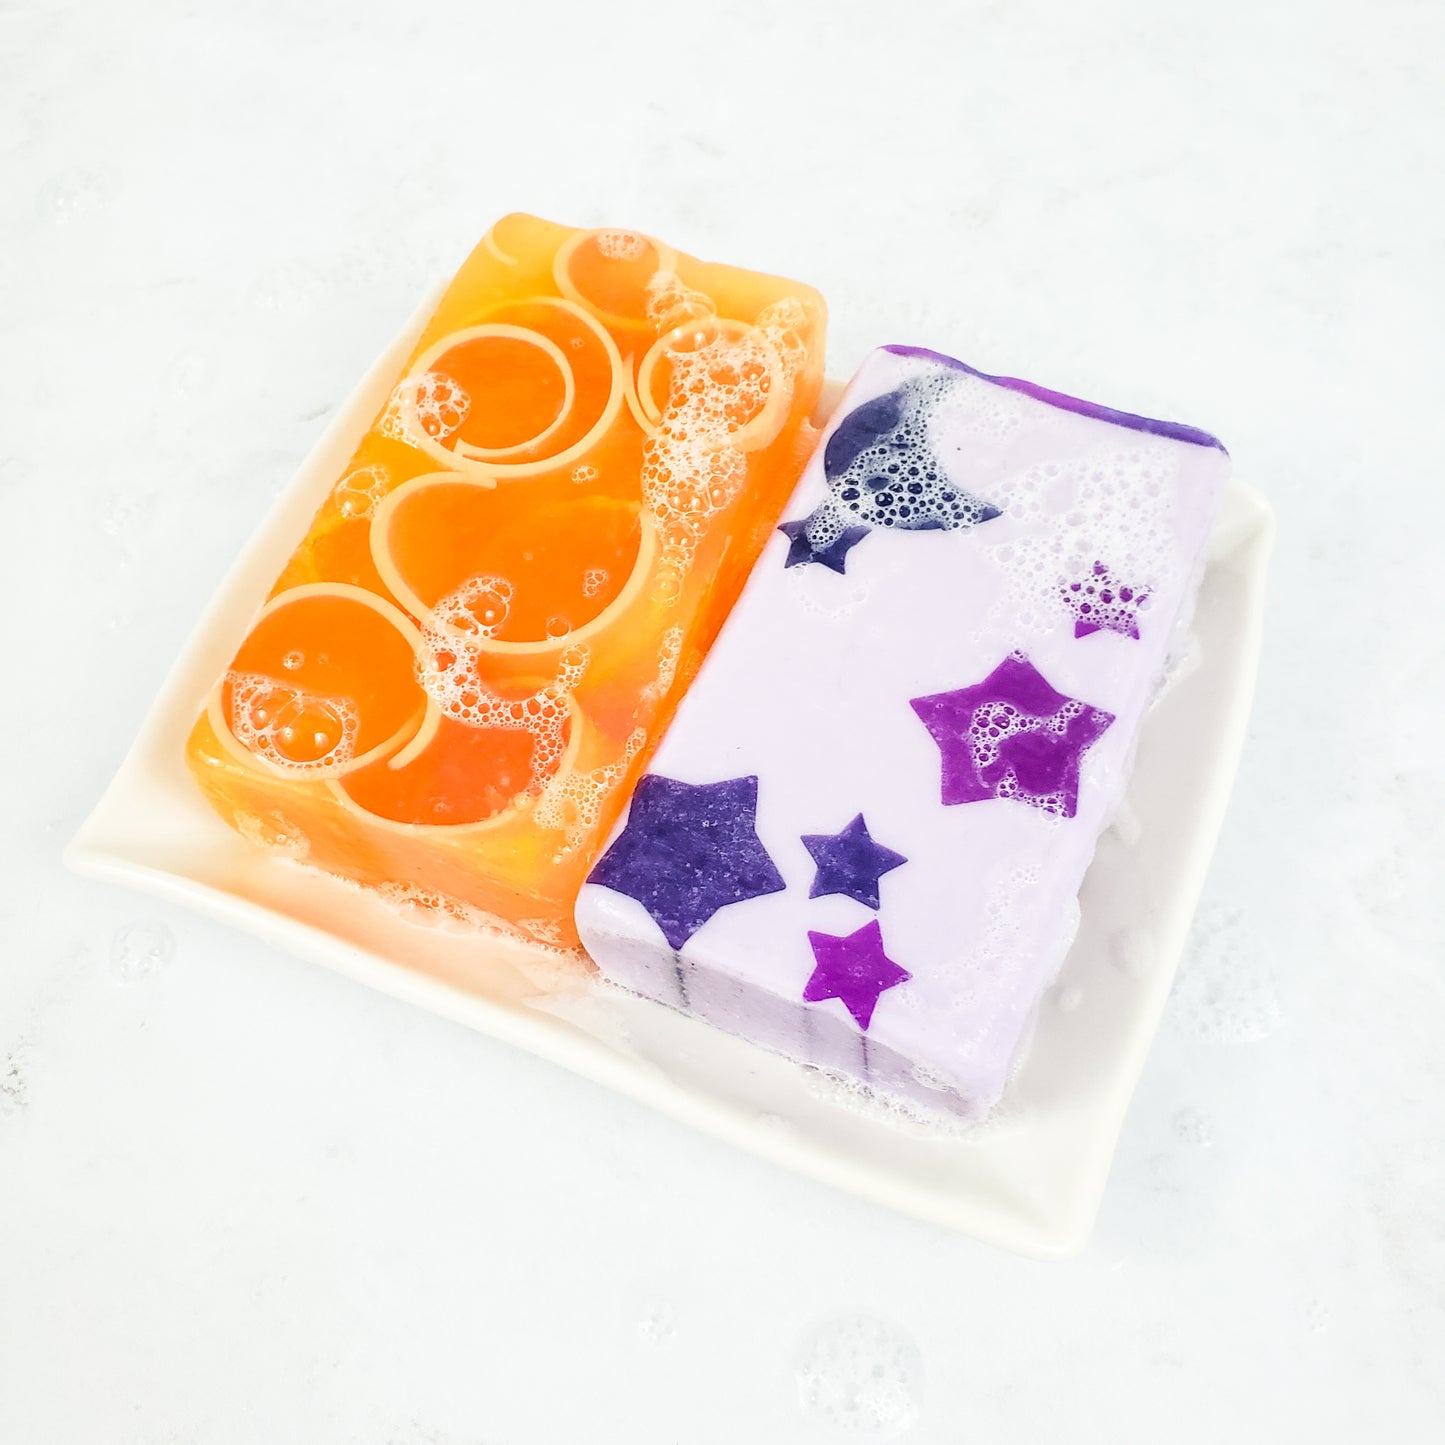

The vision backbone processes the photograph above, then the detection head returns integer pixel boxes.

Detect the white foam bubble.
[110,920,175,983]
[808,367,1000,547]
[414,626,587,788]
[331,464,390,519]
[378,370,470,447]
[234,809,309,858]
[227,671,360,771]
[644,269,715,332]
[640,295,808,580]
[988,442,1181,640]
[535,726,645,854]
[432,574,513,640]
[594,229,647,261]
[794,1313,923,1437]
[639,625,684,706]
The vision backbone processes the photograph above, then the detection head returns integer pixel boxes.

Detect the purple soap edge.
[880,343,1228,454]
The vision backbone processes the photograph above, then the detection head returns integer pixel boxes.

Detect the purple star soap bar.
[575,345,1230,1118]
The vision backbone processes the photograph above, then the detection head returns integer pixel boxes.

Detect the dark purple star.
[801,813,907,910]
[777,516,870,574]
[1061,560,1151,639]
[587,774,785,949]
[803,920,911,1031]
[910,652,1114,818]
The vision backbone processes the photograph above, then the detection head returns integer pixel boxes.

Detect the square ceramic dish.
[67,285,1272,1257]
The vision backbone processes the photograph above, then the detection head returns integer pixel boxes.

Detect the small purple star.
[801,814,907,910]
[1061,560,1151,639]
[778,516,870,574]
[587,774,785,950]
[910,653,1114,818]
[803,920,911,1031]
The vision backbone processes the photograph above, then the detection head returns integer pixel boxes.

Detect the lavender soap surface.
[575,345,1230,1118]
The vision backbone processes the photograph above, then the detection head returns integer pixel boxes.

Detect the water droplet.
[545,615,572,639]
[637,1300,677,1345]
[235,810,309,858]
[1171,1105,1213,1148]
[38,171,104,225]
[110,921,174,983]
[794,1313,922,1437]
[282,650,304,671]
[1168,904,1281,1043]
[1055,984,1084,1013]
[651,572,682,605]
[1112,926,1154,978]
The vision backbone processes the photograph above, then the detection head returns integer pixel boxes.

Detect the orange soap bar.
[184,214,827,949]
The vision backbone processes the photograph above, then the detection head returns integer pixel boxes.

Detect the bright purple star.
[587,774,785,949]
[910,652,1114,818]
[803,920,911,1031]
[1061,560,1151,639]
[801,813,907,910]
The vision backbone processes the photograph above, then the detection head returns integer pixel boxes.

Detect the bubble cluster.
[1172,1104,1214,1147]
[968,696,1091,818]
[932,369,1027,440]
[636,1300,679,1346]
[1168,903,1281,1043]
[954,863,1045,1021]
[111,920,175,983]
[234,809,309,858]
[639,625,684,706]
[594,229,647,261]
[373,882,490,932]
[416,620,588,788]
[806,370,1000,550]
[1060,559,1151,639]
[535,726,645,852]
[989,443,1178,639]
[794,1313,923,1437]
[571,463,599,485]
[641,295,806,581]
[582,567,609,598]
[228,672,360,771]
[433,574,513,639]
[379,370,471,446]
[330,464,390,520]
[804,1064,970,1134]
[0,1049,28,1117]
[644,269,715,331]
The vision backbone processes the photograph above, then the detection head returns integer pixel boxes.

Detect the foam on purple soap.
[575,346,1230,1118]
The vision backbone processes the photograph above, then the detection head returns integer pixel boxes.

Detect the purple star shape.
[1061,560,1151,639]
[910,653,1114,818]
[777,516,870,574]
[801,813,907,910]
[587,774,785,949]
[803,920,911,1031]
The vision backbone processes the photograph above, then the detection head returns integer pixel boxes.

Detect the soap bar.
[184,214,826,949]
[575,345,1229,1115]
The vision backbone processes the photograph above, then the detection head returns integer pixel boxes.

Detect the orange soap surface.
[185,214,827,950]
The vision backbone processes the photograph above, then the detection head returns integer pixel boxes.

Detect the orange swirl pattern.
[185,214,827,951]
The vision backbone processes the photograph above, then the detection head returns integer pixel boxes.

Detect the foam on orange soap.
[184,214,826,954]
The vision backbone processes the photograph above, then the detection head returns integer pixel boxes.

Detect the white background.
[2,1,1442,1440]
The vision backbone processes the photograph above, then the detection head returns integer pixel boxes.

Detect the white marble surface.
[2,0,1441,1440]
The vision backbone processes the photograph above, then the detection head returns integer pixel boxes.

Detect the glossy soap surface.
[184,215,826,948]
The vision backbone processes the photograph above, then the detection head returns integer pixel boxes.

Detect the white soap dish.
[67,291,1272,1257]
